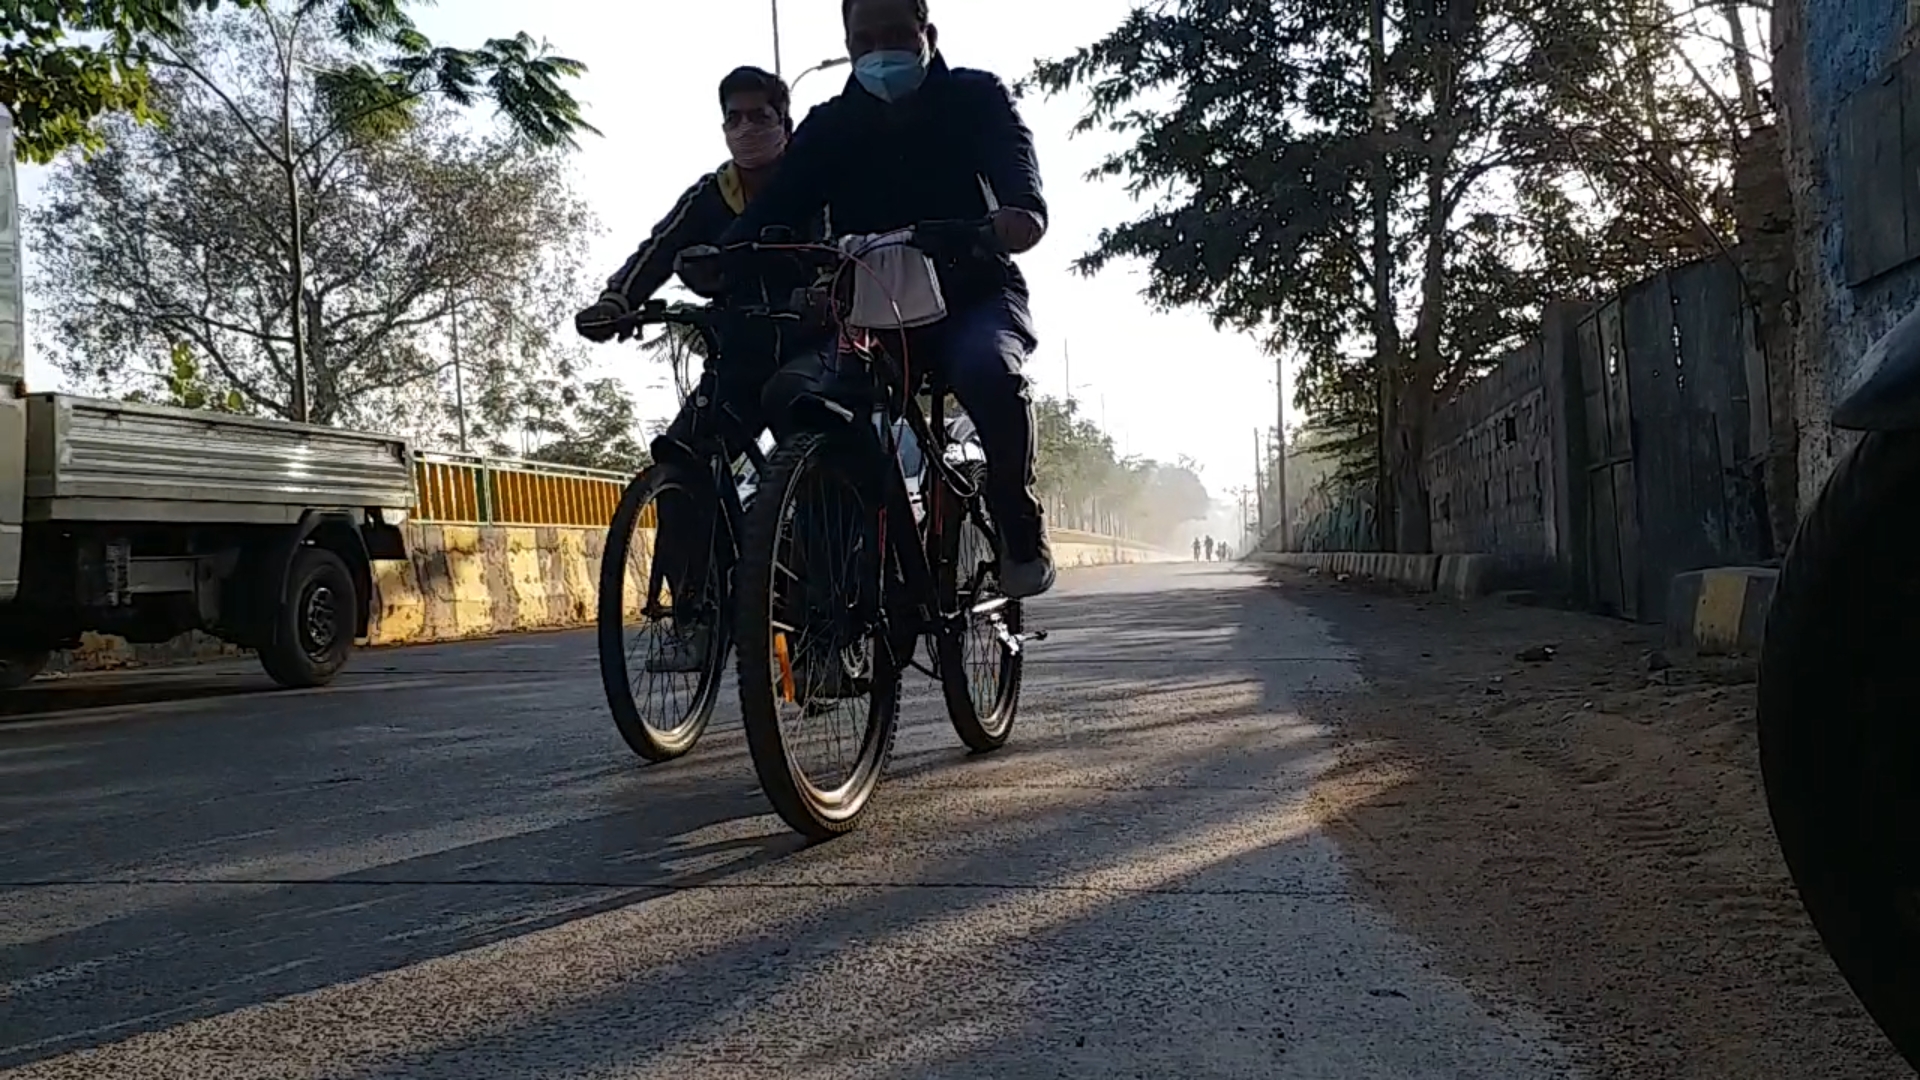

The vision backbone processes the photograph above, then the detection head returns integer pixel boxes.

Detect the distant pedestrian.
[1204,536,1215,562]
[1220,543,1231,561]
[1192,537,1202,561]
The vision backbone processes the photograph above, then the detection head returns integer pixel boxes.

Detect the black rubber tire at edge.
[597,466,731,763]
[259,545,357,689]
[1758,428,1920,1073]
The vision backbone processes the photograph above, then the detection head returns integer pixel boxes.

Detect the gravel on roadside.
[1270,568,1909,1080]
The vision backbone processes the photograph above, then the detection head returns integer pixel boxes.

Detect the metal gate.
[1575,257,1767,623]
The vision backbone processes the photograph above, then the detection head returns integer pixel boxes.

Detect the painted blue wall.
[1805,0,1915,385]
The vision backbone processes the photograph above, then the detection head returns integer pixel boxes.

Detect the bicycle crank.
[992,618,1047,655]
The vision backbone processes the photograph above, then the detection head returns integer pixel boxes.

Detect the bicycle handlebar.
[679,219,1006,289]
[609,297,808,341]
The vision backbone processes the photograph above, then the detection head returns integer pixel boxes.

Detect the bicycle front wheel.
[597,465,733,762]
[735,430,900,840]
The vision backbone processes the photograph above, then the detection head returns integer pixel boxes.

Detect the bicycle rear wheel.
[736,430,900,840]
[597,465,732,762]
[934,462,1023,753]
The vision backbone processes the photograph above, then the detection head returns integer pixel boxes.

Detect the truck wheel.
[260,546,357,689]
[0,649,49,691]
[1759,430,1920,1071]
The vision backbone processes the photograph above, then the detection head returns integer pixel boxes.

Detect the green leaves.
[1034,0,1749,506]
[1032,393,1210,544]
[3,0,595,162]
[122,341,248,412]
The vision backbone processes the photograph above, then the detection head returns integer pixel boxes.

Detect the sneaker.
[645,625,712,673]
[999,529,1056,599]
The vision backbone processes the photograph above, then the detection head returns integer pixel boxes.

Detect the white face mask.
[725,122,786,169]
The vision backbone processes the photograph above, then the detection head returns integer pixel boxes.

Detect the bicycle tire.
[735,430,900,840]
[933,461,1023,753]
[597,465,732,763]
[1758,429,1920,1072]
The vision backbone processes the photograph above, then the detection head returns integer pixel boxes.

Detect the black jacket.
[600,161,752,309]
[605,161,832,311]
[720,54,1047,321]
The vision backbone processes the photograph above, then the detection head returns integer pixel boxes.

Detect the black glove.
[574,296,629,343]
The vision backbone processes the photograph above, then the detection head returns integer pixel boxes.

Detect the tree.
[3,0,592,163]
[9,0,594,424]
[1028,392,1211,543]
[524,377,649,474]
[1031,0,1749,552]
[122,341,247,412]
[29,8,596,432]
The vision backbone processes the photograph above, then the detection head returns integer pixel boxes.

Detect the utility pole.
[448,288,469,452]
[1275,361,1290,552]
[1254,429,1267,541]
[770,0,784,76]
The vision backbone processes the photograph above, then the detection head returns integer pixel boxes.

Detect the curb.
[44,524,1166,674]
[1250,551,1494,598]
[1666,566,1777,655]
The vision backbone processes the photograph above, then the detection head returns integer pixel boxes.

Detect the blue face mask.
[853,46,929,103]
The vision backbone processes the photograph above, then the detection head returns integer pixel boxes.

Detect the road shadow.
[0,566,1557,1078]
[0,673,273,722]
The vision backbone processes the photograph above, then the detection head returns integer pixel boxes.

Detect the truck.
[0,107,414,692]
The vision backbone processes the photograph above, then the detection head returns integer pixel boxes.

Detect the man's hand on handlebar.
[574,294,630,343]
[909,218,1008,262]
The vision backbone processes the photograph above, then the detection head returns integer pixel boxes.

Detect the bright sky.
[12,0,1285,506]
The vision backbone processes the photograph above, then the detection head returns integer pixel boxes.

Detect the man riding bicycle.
[716,0,1057,599]
[574,64,824,671]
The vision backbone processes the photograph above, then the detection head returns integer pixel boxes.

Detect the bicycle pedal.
[997,625,1047,654]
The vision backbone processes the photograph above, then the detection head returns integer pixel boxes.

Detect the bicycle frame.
[789,330,989,661]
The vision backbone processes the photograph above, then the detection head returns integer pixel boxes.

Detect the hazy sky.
[15,0,1289,503]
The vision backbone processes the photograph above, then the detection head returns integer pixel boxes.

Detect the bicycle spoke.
[766,456,880,795]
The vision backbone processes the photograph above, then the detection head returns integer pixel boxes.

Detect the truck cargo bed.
[23,394,413,524]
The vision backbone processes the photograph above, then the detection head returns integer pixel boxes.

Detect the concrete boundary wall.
[1665,566,1777,656]
[1251,551,1495,599]
[50,523,1173,671]
[1050,528,1181,569]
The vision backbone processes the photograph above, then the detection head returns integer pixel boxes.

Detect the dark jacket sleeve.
[720,104,837,247]
[603,173,729,308]
[969,73,1046,229]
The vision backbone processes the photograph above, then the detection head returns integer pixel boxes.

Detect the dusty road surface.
[0,562,1901,1078]
[0,563,1573,1080]
[1266,567,1909,1080]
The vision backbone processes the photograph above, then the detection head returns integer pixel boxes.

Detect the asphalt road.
[0,562,1577,1078]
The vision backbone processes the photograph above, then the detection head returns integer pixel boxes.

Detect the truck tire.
[0,649,49,691]
[1758,429,1920,1072]
[259,546,357,689]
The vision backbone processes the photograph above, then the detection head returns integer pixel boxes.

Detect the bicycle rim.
[597,468,732,762]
